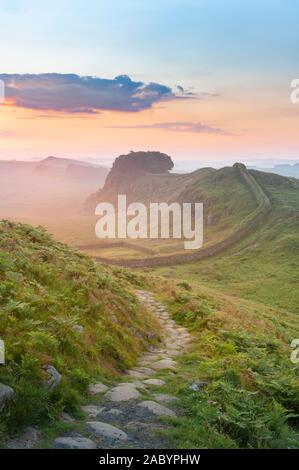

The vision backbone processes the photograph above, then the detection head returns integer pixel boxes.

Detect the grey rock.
[88,382,109,395]
[59,412,75,423]
[7,427,41,449]
[53,436,97,449]
[143,378,165,387]
[43,365,61,392]
[153,393,178,404]
[106,408,123,416]
[72,324,84,334]
[128,367,154,378]
[152,359,177,370]
[138,401,176,417]
[86,421,128,441]
[189,380,209,391]
[81,405,105,418]
[105,384,140,402]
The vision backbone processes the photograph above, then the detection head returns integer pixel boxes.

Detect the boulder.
[189,380,209,391]
[143,378,165,387]
[86,421,128,441]
[43,365,61,392]
[0,383,15,411]
[88,382,109,395]
[138,401,176,417]
[7,427,41,449]
[105,384,140,402]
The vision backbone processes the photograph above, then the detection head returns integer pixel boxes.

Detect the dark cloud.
[107,121,232,135]
[0,73,187,113]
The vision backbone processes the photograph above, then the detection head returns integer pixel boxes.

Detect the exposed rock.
[105,384,140,402]
[118,381,145,389]
[88,382,109,395]
[43,365,61,392]
[86,421,128,441]
[85,151,174,212]
[7,427,41,449]
[189,380,209,391]
[127,370,147,379]
[151,359,177,370]
[128,367,154,378]
[59,412,75,423]
[81,405,105,419]
[0,383,14,411]
[138,401,176,418]
[105,408,123,416]
[53,436,97,449]
[143,378,165,387]
[72,324,84,334]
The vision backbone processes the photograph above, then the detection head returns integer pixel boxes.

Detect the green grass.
[0,220,159,443]
[145,278,299,449]
[155,170,299,313]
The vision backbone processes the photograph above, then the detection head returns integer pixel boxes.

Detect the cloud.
[0,73,189,113]
[107,121,232,135]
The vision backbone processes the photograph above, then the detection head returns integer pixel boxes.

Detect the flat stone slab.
[105,384,140,402]
[81,405,104,418]
[128,367,154,378]
[152,359,177,370]
[88,382,109,395]
[153,393,178,404]
[86,421,128,441]
[138,355,166,365]
[53,436,97,449]
[138,401,176,417]
[119,381,145,389]
[143,378,165,386]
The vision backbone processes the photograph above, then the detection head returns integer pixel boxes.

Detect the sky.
[0,0,298,167]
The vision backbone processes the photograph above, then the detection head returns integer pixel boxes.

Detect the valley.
[0,152,298,449]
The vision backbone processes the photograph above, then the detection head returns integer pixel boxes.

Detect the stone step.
[105,384,140,402]
[86,421,128,441]
[138,401,176,418]
[53,436,97,449]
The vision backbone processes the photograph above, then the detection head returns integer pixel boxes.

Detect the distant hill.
[249,162,299,178]
[0,156,109,210]
[85,152,261,255]
[34,156,109,183]
[40,156,93,168]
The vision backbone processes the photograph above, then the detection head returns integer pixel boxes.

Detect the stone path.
[51,290,192,449]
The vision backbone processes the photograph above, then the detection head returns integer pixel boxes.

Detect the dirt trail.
[51,290,192,449]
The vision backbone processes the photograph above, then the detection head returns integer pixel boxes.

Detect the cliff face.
[85,151,174,211]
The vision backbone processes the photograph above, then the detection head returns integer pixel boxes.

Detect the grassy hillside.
[85,164,258,260]
[0,220,158,442]
[155,169,299,312]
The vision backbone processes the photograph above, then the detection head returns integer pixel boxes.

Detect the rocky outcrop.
[85,151,174,212]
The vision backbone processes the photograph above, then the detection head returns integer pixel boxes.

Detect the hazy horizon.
[1,1,299,164]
